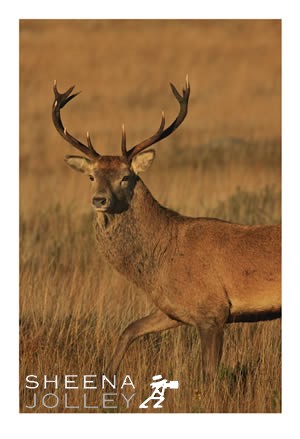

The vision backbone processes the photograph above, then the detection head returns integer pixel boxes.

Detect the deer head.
[52,77,190,214]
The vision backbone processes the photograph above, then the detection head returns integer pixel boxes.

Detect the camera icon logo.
[139,375,179,409]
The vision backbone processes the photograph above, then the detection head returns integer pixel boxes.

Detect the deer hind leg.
[199,326,224,383]
[108,309,181,375]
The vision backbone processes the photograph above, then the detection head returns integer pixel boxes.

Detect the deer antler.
[52,81,100,159]
[122,75,190,161]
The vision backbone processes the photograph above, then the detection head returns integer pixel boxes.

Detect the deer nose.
[92,196,111,209]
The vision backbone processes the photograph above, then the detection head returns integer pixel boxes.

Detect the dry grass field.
[20,19,281,413]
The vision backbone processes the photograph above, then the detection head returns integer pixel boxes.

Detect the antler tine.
[126,76,190,161]
[86,131,99,157]
[185,73,189,89]
[121,124,127,158]
[52,81,100,159]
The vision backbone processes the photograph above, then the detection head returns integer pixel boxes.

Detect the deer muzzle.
[92,195,112,211]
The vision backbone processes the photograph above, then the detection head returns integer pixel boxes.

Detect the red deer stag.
[52,77,281,380]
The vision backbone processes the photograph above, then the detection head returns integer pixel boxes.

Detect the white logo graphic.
[139,374,179,409]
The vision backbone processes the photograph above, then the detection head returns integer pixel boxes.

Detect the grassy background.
[20,19,281,413]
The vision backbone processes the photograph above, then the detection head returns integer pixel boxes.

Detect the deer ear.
[131,150,155,174]
[64,155,92,174]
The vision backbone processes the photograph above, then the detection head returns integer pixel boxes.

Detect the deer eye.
[89,175,94,181]
[121,175,130,184]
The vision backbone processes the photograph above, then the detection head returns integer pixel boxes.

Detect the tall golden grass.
[20,19,281,413]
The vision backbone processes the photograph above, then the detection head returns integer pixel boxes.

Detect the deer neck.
[95,178,176,291]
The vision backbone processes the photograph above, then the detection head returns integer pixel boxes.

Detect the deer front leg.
[199,326,224,383]
[108,309,181,375]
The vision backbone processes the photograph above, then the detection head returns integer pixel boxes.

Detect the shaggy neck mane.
[95,179,178,290]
